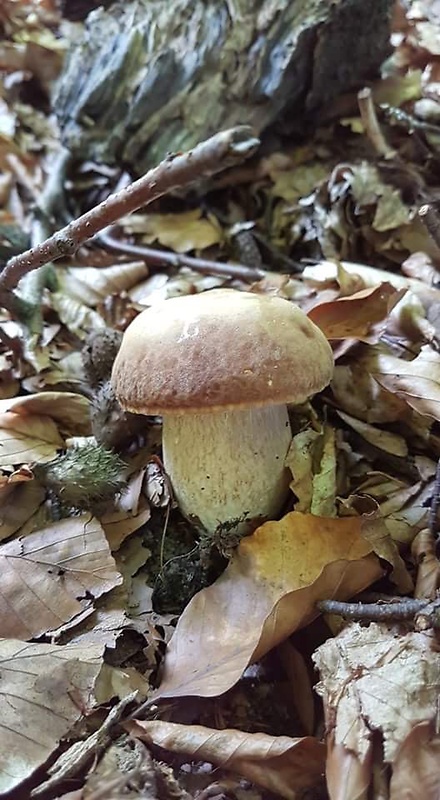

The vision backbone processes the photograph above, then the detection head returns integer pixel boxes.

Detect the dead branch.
[97,228,267,283]
[317,597,440,627]
[0,127,259,307]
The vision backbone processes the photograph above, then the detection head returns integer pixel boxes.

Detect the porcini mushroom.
[111,289,333,534]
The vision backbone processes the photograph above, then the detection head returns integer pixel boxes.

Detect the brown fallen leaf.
[0,391,91,436]
[389,721,440,800]
[0,638,104,794]
[0,409,64,466]
[373,344,440,421]
[58,261,149,307]
[0,514,122,639]
[125,720,326,800]
[0,479,45,541]
[313,623,440,797]
[307,283,404,341]
[336,409,408,457]
[156,512,383,699]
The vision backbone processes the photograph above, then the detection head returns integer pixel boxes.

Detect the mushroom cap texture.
[111,289,334,414]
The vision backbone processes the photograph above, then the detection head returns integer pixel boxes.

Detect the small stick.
[428,456,440,542]
[0,127,260,296]
[97,228,266,283]
[317,598,438,624]
[358,87,396,159]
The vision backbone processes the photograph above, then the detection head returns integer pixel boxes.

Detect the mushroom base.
[162,405,292,535]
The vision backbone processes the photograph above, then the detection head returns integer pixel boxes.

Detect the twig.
[97,228,266,283]
[31,691,139,796]
[317,597,439,626]
[419,203,440,250]
[358,87,396,159]
[428,457,440,543]
[0,127,259,303]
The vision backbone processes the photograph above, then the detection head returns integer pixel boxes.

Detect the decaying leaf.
[286,423,337,516]
[125,720,326,800]
[308,283,404,341]
[0,514,122,639]
[0,409,64,466]
[336,409,408,457]
[389,721,440,800]
[373,345,440,421]
[0,638,104,794]
[0,480,45,541]
[124,209,223,252]
[156,512,383,699]
[58,261,149,307]
[0,391,91,436]
[313,623,440,796]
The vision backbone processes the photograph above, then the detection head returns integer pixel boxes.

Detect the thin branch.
[317,597,439,625]
[358,87,396,159]
[0,127,260,297]
[97,228,267,283]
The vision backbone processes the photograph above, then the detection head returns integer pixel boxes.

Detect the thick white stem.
[162,405,292,534]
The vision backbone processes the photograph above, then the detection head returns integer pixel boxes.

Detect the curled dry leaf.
[313,623,440,796]
[307,283,404,341]
[0,480,45,541]
[336,409,408,457]
[0,409,64,466]
[286,423,337,516]
[412,528,440,599]
[0,391,91,436]
[389,721,440,800]
[58,261,149,307]
[124,208,223,252]
[125,720,326,800]
[373,345,440,421]
[330,343,409,424]
[0,514,122,639]
[51,291,107,339]
[0,638,104,794]
[156,512,383,700]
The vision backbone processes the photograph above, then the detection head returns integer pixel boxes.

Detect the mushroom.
[111,289,333,534]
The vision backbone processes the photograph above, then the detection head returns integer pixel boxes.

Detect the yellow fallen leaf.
[125,720,326,800]
[126,209,223,252]
[156,512,383,699]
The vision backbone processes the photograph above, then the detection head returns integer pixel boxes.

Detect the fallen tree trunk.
[54,0,393,173]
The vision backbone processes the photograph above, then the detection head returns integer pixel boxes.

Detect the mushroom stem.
[162,405,292,534]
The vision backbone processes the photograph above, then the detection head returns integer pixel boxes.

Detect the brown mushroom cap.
[111,289,334,414]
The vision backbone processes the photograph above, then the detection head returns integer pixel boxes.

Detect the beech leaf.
[307,283,404,341]
[156,512,383,699]
[373,345,440,420]
[125,720,326,800]
[0,514,122,639]
[0,638,104,794]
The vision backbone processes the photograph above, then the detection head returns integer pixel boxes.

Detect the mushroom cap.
[111,289,334,414]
